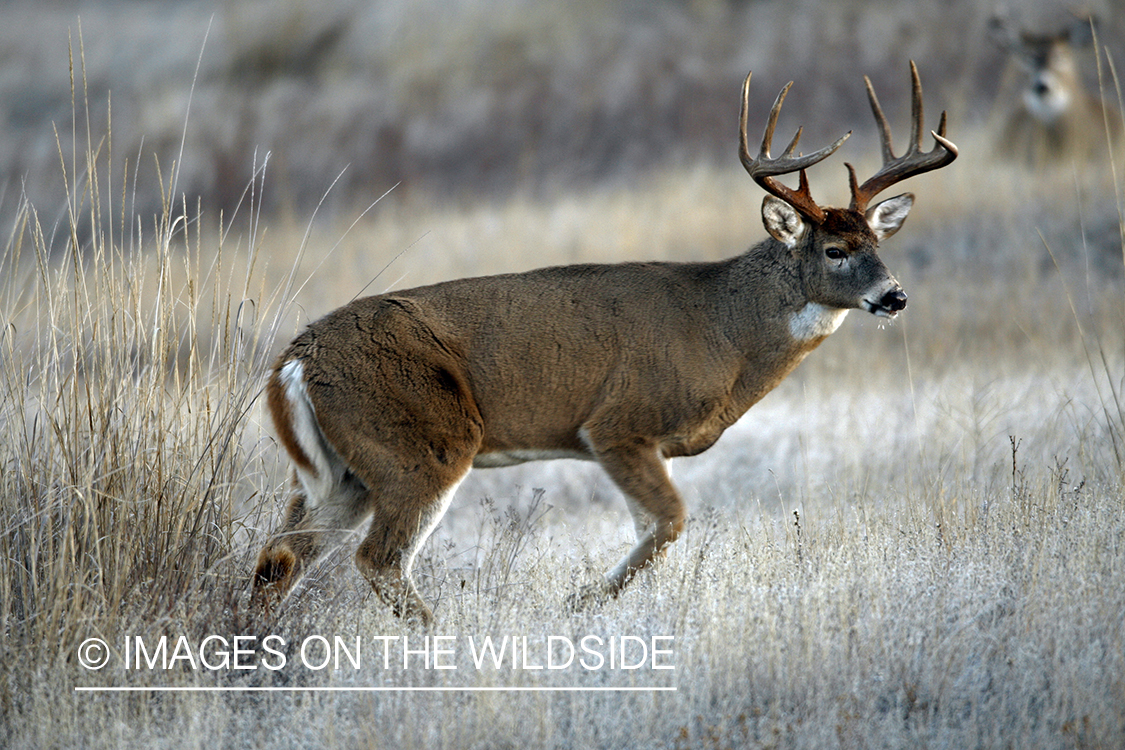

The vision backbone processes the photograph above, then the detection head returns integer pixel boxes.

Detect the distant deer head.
[989,12,1120,162]
[251,64,956,626]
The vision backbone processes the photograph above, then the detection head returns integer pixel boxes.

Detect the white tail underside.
[277,359,349,508]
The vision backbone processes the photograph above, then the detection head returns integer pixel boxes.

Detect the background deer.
[251,63,957,625]
[988,12,1121,162]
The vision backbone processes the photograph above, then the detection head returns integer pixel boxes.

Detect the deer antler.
[739,72,851,225]
[848,61,958,213]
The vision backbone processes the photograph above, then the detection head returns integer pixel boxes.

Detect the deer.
[250,62,957,626]
[988,12,1121,162]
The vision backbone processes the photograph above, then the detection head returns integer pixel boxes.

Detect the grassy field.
[2,5,1125,749]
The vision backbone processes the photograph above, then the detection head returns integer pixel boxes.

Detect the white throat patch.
[788,302,849,342]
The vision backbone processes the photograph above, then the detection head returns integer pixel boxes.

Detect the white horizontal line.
[75,686,676,693]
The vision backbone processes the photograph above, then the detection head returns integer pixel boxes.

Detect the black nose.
[1033,80,1050,96]
[881,288,907,312]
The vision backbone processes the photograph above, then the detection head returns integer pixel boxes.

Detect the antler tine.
[849,61,958,212]
[739,71,850,224]
[933,110,956,151]
[738,72,755,168]
[760,81,793,159]
[864,75,895,164]
[908,59,924,151]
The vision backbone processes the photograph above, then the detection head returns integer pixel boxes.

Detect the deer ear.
[865,193,914,240]
[762,195,807,248]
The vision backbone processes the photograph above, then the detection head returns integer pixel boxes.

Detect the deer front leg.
[570,436,686,610]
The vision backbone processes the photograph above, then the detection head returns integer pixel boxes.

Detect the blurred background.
[3,0,1122,222]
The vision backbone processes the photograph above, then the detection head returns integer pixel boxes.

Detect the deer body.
[252,65,955,624]
[277,228,881,464]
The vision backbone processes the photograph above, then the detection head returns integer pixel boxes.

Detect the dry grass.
[2,12,1125,750]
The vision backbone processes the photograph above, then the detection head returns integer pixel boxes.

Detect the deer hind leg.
[354,467,469,627]
[260,315,482,624]
[572,435,686,609]
[251,467,370,615]
[308,352,481,626]
[252,359,374,615]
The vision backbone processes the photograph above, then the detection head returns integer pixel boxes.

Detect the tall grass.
[0,49,287,678]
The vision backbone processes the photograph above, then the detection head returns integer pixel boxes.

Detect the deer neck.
[715,239,847,408]
[722,238,844,343]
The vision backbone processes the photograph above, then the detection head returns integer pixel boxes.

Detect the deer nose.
[880,288,908,312]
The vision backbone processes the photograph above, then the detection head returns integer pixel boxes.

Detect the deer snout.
[864,286,907,318]
[879,287,907,314]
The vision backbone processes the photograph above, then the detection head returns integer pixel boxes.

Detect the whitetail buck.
[989,13,1121,162]
[251,63,957,625]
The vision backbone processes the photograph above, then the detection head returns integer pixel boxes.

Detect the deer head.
[739,62,957,320]
[989,13,1098,126]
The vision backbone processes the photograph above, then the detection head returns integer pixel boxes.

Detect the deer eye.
[825,246,846,260]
